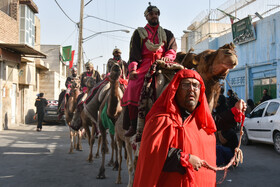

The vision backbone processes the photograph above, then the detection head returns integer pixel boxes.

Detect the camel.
[64,79,82,153]
[96,64,126,179]
[113,43,238,186]
[175,43,238,112]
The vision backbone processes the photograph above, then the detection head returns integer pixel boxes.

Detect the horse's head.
[109,64,121,81]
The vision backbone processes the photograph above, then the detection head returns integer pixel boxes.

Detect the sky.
[33,0,228,74]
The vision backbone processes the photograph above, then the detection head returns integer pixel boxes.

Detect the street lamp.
[83,29,130,42]
[88,55,103,61]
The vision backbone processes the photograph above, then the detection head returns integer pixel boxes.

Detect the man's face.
[86,67,93,73]
[72,70,77,76]
[175,78,201,113]
[263,89,267,95]
[146,11,159,26]
[114,52,121,59]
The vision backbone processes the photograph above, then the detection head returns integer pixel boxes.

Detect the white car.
[242,98,280,154]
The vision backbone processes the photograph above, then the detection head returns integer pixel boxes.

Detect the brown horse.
[64,79,82,153]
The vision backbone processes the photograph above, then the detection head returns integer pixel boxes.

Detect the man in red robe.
[121,3,177,136]
[134,69,217,186]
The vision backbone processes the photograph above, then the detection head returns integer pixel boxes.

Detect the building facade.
[0,0,66,130]
[182,10,280,105]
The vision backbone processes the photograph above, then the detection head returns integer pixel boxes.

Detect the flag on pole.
[69,50,75,69]
[217,9,239,24]
[62,46,72,61]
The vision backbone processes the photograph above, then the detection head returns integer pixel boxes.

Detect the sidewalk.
[0,123,128,187]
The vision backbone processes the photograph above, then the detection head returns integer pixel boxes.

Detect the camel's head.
[196,43,238,80]
[109,64,121,81]
[71,79,80,90]
[85,77,95,89]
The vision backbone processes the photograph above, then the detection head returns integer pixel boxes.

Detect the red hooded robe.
[134,69,217,187]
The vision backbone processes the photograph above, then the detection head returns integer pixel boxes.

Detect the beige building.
[0,0,66,130]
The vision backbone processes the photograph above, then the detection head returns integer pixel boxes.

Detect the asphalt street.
[1,123,280,187]
[0,123,128,187]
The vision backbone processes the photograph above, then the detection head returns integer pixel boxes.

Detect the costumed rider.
[78,61,102,102]
[58,67,79,116]
[106,48,128,79]
[121,3,177,137]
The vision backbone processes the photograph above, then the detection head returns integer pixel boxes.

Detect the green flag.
[62,46,72,61]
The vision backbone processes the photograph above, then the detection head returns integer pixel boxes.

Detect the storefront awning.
[0,43,46,58]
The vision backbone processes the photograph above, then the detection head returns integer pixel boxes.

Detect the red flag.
[69,50,75,69]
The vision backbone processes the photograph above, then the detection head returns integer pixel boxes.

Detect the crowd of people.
[34,3,275,186]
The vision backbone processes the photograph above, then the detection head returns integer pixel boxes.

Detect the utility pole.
[77,0,84,74]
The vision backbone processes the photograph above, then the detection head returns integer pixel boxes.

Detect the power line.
[85,0,93,7]
[54,0,77,24]
[84,14,136,30]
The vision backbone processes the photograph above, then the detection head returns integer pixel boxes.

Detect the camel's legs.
[107,133,115,167]
[125,139,134,187]
[88,122,96,162]
[69,129,74,153]
[115,136,123,184]
[97,122,107,179]
[95,135,101,158]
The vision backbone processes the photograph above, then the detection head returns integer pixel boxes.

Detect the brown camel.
[175,42,238,111]
[70,76,106,161]
[64,79,82,153]
[96,64,126,179]
[114,43,238,186]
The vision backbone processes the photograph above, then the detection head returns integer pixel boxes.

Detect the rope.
[202,109,245,184]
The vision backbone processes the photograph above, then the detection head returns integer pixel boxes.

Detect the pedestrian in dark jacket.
[35,93,48,131]
[259,88,272,103]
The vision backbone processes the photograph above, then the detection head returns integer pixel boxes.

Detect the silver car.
[242,98,280,154]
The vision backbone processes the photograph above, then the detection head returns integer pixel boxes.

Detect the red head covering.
[146,69,216,134]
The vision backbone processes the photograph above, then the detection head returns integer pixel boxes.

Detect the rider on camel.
[121,3,177,137]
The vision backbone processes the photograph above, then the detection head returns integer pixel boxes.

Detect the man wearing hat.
[80,61,101,93]
[106,48,128,79]
[121,3,177,136]
[65,67,79,88]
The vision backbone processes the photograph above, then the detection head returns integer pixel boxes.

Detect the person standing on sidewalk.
[35,93,48,132]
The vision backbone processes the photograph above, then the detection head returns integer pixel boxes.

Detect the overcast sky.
[33,0,228,74]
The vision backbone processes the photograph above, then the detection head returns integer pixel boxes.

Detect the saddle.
[137,60,184,140]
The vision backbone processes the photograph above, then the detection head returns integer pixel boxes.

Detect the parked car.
[242,98,280,154]
[43,100,65,125]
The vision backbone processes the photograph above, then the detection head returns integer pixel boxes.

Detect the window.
[251,102,267,118]
[19,5,35,47]
[265,102,279,116]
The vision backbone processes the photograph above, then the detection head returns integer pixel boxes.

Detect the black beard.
[72,74,77,77]
[148,20,159,26]
[114,56,121,61]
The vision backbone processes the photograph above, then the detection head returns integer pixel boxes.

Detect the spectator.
[245,99,255,116]
[226,89,238,109]
[259,88,272,103]
[34,93,48,132]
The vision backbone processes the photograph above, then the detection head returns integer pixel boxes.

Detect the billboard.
[232,16,256,45]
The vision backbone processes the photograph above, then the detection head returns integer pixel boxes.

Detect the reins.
[202,78,245,184]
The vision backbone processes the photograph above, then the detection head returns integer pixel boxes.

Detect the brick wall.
[0,10,19,43]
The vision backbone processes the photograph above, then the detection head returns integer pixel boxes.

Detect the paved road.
[1,124,280,187]
[217,139,280,186]
[0,124,128,187]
